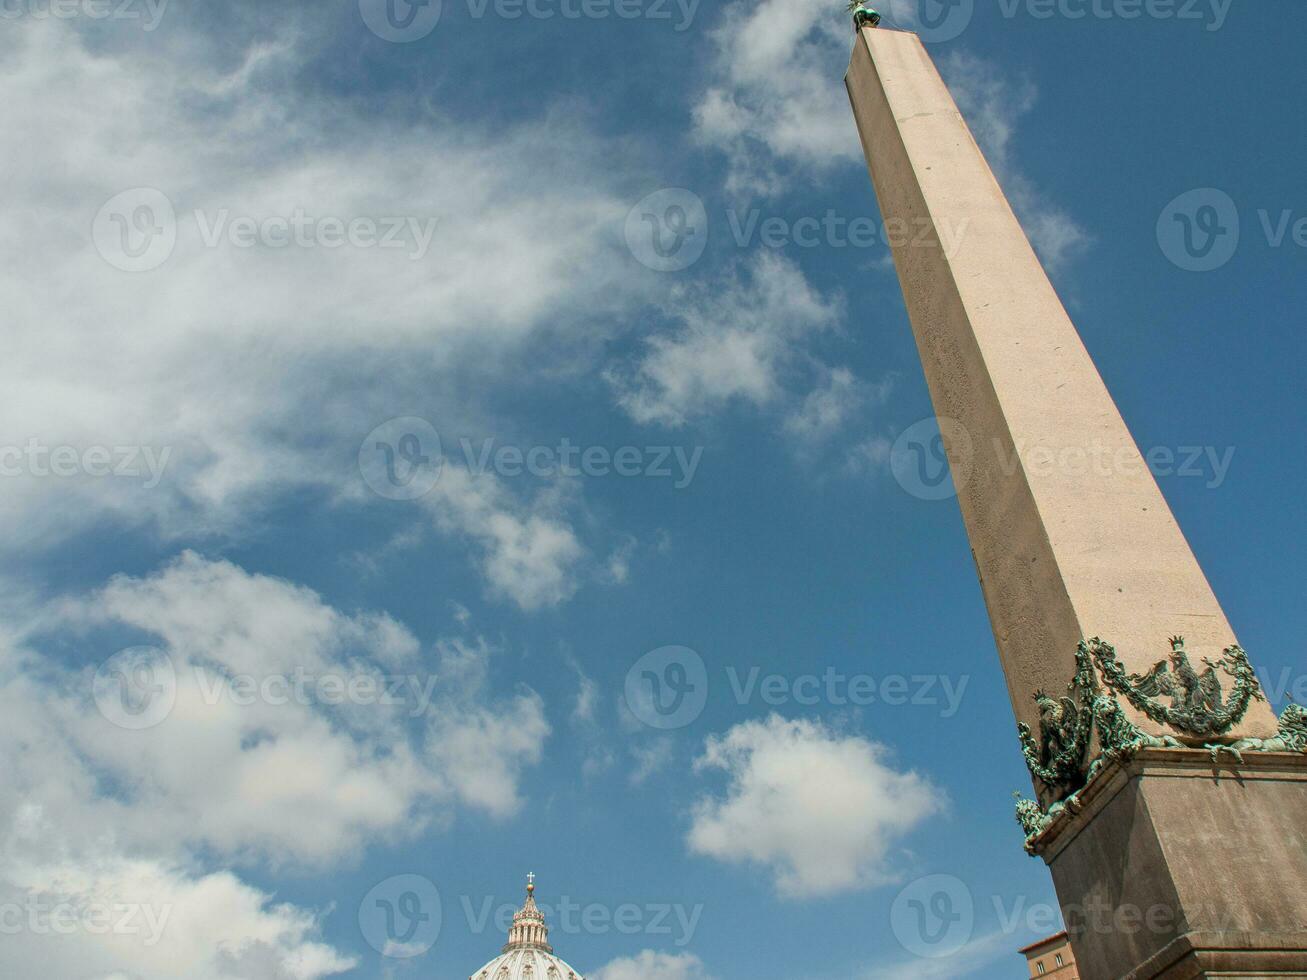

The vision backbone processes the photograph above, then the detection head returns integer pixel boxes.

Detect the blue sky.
[1,1,1304,978]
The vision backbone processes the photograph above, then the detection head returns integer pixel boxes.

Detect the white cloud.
[860,930,1015,980]
[0,842,354,980]
[566,655,617,779]
[628,737,675,786]
[688,716,942,899]
[609,255,895,465]
[424,467,588,611]
[691,6,1088,271]
[845,435,893,475]
[0,553,554,976]
[592,950,715,980]
[693,0,863,195]
[609,253,842,428]
[4,554,548,866]
[784,368,895,459]
[603,535,639,586]
[572,661,601,726]
[0,18,636,608]
[784,368,865,442]
[426,649,550,820]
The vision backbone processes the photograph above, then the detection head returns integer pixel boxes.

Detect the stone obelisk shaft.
[844,27,1275,742]
[847,28,1305,980]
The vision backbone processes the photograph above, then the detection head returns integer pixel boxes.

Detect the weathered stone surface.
[844,25,1303,979]
[843,26,1278,745]
[1038,750,1307,979]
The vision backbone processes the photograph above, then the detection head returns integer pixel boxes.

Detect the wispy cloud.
[593,950,717,980]
[0,16,640,610]
[608,252,843,428]
[691,4,1088,273]
[693,0,864,196]
[860,929,1015,980]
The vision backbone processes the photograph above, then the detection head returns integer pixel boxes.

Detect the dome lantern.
[503,872,553,954]
[469,876,585,980]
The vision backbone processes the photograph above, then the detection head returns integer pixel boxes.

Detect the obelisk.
[846,20,1307,980]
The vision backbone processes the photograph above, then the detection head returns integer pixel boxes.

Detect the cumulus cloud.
[25,553,547,864]
[608,253,843,428]
[0,554,551,976]
[687,716,942,899]
[592,950,716,980]
[0,843,354,980]
[0,16,635,608]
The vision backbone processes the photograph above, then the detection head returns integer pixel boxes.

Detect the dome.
[470,948,584,980]
[469,876,584,980]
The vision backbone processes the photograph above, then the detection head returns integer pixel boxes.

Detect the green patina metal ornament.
[1014,793,1077,856]
[1013,642,1101,855]
[1088,691,1185,780]
[1016,645,1096,797]
[1016,638,1304,854]
[848,2,882,31]
[1014,640,1228,857]
[1208,703,1307,764]
[1013,634,1293,854]
[1091,636,1264,738]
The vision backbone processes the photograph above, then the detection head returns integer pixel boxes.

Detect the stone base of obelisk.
[1031,749,1307,979]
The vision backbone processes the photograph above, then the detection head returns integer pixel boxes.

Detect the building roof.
[1019,931,1069,955]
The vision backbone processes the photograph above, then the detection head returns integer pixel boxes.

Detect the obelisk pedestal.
[845,24,1307,979]
[1037,748,1307,978]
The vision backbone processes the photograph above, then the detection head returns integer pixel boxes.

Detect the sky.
[1,1,1304,978]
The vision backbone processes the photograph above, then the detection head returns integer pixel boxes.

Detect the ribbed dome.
[470,947,584,980]
[469,876,584,980]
